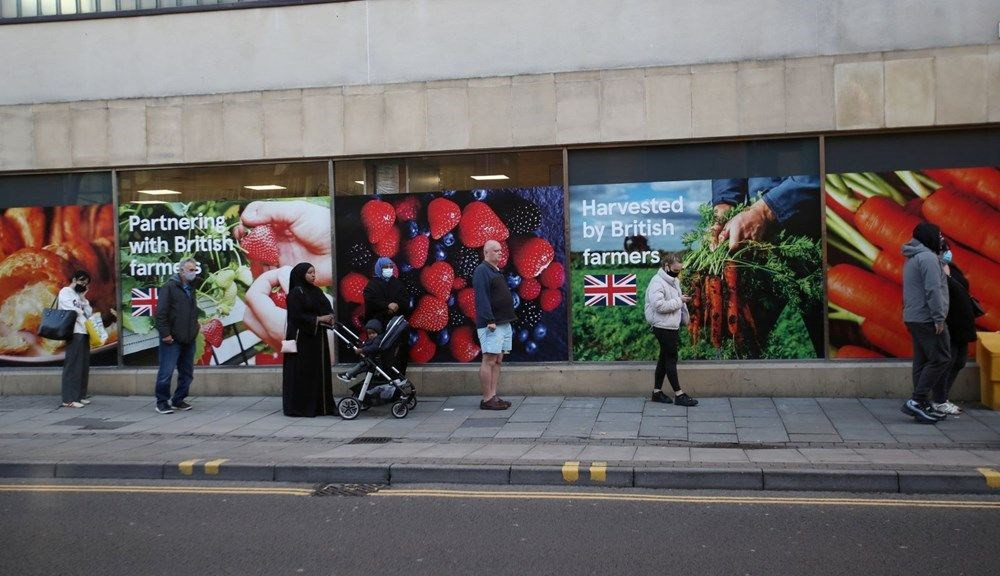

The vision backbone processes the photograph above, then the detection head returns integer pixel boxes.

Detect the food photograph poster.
[826,166,999,359]
[334,187,568,363]
[119,197,333,366]
[569,176,824,361]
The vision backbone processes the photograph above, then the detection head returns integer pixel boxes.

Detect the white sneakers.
[932,401,962,415]
[61,401,85,408]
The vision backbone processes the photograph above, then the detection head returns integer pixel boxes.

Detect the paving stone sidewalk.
[3,395,1000,473]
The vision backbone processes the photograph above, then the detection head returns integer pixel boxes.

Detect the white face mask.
[381,268,394,279]
[182,270,198,282]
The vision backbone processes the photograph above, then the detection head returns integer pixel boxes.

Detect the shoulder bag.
[38,295,78,341]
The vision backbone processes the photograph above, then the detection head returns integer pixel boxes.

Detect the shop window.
[332,150,568,364]
[568,139,823,362]
[0,172,117,367]
[117,162,330,367]
[824,128,999,360]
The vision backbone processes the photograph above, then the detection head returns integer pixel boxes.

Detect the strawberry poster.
[334,187,568,363]
[569,176,824,361]
[826,166,1000,359]
[119,198,333,366]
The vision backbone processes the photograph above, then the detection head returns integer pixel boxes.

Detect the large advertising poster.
[570,176,824,361]
[0,204,119,366]
[119,198,332,366]
[826,167,1000,358]
[333,187,568,362]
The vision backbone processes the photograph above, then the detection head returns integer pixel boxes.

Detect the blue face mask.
[381,268,394,279]
[942,250,953,264]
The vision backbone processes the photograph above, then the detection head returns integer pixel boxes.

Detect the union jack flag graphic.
[583,274,637,307]
[131,287,158,317]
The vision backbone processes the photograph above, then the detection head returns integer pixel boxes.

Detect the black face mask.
[666,270,680,278]
[73,284,88,293]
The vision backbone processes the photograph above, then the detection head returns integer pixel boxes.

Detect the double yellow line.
[0,484,312,497]
[374,488,1000,510]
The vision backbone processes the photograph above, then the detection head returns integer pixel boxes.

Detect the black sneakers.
[901,399,942,424]
[674,393,699,407]
[172,400,192,411]
[651,390,672,404]
[155,403,174,414]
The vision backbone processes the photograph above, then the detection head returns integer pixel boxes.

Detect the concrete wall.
[1,0,997,106]
[2,45,997,172]
[0,364,982,400]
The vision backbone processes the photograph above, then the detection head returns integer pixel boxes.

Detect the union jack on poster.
[131,287,158,317]
[583,274,637,307]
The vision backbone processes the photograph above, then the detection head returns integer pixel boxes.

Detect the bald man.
[472,240,517,410]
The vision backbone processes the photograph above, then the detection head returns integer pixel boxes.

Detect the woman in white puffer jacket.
[644,253,698,407]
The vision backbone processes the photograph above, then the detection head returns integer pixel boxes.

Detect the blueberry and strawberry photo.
[334,187,568,363]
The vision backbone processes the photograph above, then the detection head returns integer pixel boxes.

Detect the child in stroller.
[331,315,416,420]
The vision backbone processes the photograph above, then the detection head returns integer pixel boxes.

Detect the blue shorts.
[477,323,513,355]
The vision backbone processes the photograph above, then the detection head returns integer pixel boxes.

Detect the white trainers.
[61,401,85,408]
[79,398,92,405]
[932,401,962,415]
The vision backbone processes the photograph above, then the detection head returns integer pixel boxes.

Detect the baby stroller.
[330,315,417,420]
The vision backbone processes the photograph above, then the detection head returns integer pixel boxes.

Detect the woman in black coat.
[282,262,335,417]
[934,244,978,415]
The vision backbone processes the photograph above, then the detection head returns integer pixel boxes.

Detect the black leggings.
[652,327,680,392]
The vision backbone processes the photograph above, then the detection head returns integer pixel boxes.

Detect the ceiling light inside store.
[354,181,365,185]
[132,200,169,205]
[244,185,287,191]
[470,174,509,181]
[137,189,182,196]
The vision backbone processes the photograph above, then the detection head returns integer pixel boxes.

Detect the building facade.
[0,0,998,397]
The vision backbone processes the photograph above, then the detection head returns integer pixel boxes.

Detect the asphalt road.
[2,481,999,576]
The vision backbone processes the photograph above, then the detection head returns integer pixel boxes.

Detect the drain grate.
[347,436,392,445]
[313,484,385,497]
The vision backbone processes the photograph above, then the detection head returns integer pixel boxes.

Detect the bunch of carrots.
[825,168,1000,359]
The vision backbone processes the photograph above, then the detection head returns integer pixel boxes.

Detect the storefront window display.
[117,162,331,366]
[568,140,823,361]
[824,129,1000,359]
[333,151,569,363]
[0,172,118,366]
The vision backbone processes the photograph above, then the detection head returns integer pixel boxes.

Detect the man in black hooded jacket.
[363,257,411,377]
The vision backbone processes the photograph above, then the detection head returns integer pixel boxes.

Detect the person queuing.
[473,240,516,411]
[900,223,950,424]
[363,257,410,378]
[644,253,698,407]
[58,271,93,409]
[154,258,201,415]
[935,241,978,415]
[281,262,336,417]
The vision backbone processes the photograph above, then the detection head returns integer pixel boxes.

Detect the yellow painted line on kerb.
[561,461,579,483]
[374,489,1000,510]
[178,460,200,476]
[0,484,312,497]
[978,467,1000,489]
[204,459,228,475]
[590,462,607,483]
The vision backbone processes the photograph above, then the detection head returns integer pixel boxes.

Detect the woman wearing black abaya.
[282,262,335,417]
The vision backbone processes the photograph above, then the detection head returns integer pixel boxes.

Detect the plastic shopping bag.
[86,313,108,347]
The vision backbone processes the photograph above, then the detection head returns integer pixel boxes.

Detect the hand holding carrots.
[717,199,777,251]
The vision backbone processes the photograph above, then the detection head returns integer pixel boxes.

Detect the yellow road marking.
[374,489,1000,510]
[0,484,311,496]
[590,462,607,483]
[977,467,1000,488]
[178,459,200,476]
[204,459,228,475]
[561,461,579,483]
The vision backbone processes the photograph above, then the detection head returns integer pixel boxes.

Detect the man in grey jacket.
[900,223,949,424]
[153,258,201,414]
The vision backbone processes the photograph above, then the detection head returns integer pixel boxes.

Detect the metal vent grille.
[313,484,385,497]
[347,437,392,445]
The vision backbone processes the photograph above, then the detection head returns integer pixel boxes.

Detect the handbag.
[970,296,986,318]
[38,295,78,341]
[281,321,298,354]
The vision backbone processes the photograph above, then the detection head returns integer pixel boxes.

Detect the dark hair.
[912,222,942,253]
[71,270,91,282]
[660,252,683,268]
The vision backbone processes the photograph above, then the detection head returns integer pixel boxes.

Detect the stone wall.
[1,45,997,173]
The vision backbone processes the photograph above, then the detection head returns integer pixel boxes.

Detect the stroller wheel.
[406,394,417,410]
[338,397,361,420]
[391,402,408,419]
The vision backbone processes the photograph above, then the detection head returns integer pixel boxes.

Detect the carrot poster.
[826,167,1000,359]
[333,187,568,363]
[569,176,824,361]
